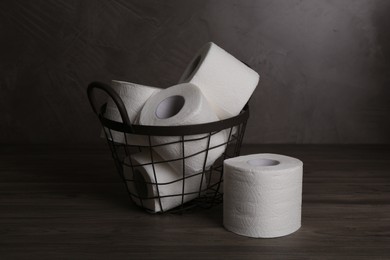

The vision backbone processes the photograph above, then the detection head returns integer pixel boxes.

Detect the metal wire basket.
[87,81,249,213]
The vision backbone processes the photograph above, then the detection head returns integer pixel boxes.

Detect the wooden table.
[1,144,389,259]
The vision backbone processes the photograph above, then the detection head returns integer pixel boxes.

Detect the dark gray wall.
[1,0,389,144]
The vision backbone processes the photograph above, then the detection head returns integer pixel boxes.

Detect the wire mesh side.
[101,117,247,214]
[88,82,249,213]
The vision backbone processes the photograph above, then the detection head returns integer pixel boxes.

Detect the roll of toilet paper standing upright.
[179,42,260,120]
[223,154,303,238]
[123,152,207,213]
[101,80,160,145]
[139,83,227,175]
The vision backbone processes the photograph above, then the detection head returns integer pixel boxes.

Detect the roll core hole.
[247,158,280,166]
[183,55,201,80]
[155,95,185,119]
[133,169,148,198]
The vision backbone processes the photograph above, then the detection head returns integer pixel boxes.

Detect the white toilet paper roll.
[223,154,303,238]
[101,80,160,145]
[139,83,227,175]
[179,42,260,120]
[123,152,207,213]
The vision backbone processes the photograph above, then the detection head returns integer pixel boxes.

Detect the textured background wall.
[1,0,389,144]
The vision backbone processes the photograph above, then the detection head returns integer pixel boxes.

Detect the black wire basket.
[87,81,249,213]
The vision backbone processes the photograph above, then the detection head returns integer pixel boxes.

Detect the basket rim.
[99,104,249,136]
[88,81,249,136]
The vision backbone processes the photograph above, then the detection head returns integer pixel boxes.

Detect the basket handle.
[87,81,133,129]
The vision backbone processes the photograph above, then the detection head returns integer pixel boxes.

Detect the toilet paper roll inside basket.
[101,80,160,145]
[179,42,259,120]
[123,152,207,213]
[223,154,303,238]
[139,83,228,175]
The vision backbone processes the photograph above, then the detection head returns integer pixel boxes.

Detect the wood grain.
[0,144,389,259]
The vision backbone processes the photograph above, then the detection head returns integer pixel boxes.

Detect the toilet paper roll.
[123,152,207,213]
[179,42,260,119]
[139,83,228,175]
[101,80,160,145]
[223,154,303,238]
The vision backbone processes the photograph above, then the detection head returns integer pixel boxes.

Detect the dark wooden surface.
[1,144,389,259]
